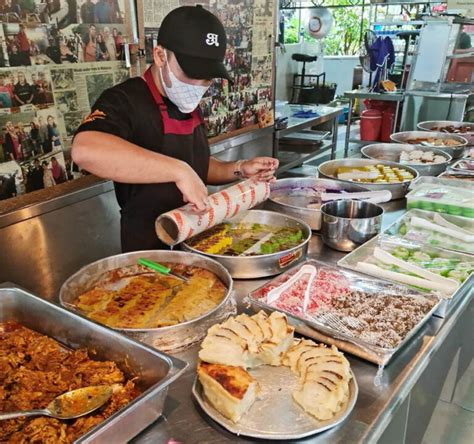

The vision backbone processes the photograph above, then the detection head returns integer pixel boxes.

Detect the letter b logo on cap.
[206,33,219,47]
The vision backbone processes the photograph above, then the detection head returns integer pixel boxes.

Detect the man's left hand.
[241,157,279,182]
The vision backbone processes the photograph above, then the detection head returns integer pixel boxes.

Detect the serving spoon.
[0,385,113,421]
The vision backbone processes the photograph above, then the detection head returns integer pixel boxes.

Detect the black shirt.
[75,77,210,251]
[13,83,34,104]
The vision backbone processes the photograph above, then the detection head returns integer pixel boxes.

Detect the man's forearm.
[72,131,188,183]
[207,157,239,185]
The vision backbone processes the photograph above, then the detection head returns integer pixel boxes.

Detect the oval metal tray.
[390,130,467,159]
[192,365,358,440]
[266,178,368,230]
[318,158,419,200]
[182,210,312,279]
[59,250,234,352]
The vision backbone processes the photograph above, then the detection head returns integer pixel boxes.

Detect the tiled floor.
[422,357,474,443]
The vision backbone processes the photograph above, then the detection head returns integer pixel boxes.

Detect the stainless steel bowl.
[266,178,369,230]
[182,210,312,279]
[320,200,383,252]
[417,120,474,145]
[390,130,468,159]
[60,250,234,352]
[318,159,419,200]
[361,143,452,177]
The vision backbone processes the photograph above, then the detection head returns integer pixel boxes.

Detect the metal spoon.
[0,385,113,421]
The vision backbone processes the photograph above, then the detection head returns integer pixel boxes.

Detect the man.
[17,23,31,66]
[30,158,44,191]
[83,24,96,62]
[72,6,278,252]
[38,115,48,153]
[80,0,96,23]
[13,71,34,106]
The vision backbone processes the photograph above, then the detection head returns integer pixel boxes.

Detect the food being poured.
[336,164,414,183]
[399,150,446,164]
[72,263,227,328]
[0,322,140,443]
[187,222,304,256]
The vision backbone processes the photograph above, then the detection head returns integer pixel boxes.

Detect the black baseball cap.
[157,5,232,82]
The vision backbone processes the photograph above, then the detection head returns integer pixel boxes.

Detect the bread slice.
[293,380,342,421]
[251,311,273,342]
[199,327,248,367]
[198,362,260,423]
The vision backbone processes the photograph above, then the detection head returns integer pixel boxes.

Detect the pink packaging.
[155,180,271,246]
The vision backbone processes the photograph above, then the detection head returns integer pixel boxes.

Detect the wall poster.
[0,0,135,202]
[140,0,276,140]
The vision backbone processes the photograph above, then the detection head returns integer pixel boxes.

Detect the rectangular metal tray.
[0,284,188,443]
[383,209,474,256]
[337,235,474,318]
[246,260,441,366]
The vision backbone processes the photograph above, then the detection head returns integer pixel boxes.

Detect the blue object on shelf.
[292,110,320,118]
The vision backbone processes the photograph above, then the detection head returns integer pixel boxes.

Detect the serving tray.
[192,365,358,440]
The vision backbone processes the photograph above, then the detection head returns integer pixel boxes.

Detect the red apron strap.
[143,68,204,135]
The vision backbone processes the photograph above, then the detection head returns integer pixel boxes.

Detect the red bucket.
[360,109,382,141]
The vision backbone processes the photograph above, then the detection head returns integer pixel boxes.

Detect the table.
[274,102,344,174]
[343,90,405,158]
[131,198,472,444]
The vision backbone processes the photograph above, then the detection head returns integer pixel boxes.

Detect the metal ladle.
[0,385,113,421]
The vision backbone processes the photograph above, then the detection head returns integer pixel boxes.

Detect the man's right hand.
[175,162,210,212]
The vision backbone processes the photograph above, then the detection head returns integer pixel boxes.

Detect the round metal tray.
[390,130,467,159]
[182,210,312,279]
[361,143,451,177]
[193,366,358,440]
[266,178,368,230]
[59,250,234,352]
[417,120,473,145]
[318,158,419,200]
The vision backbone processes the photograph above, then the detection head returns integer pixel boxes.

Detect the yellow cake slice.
[198,362,260,423]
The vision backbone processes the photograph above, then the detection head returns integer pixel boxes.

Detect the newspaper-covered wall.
[0,1,134,201]
[140,0,275,139]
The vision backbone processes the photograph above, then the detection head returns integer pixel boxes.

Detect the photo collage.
[0,0,131,201]
[142,0,275,138]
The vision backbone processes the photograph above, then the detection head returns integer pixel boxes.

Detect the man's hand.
[241,157,279,182]
[175,162,210,212]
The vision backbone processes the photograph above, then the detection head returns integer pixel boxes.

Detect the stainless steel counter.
[130,200,473,444]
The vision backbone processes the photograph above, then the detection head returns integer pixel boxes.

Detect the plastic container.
[381,110,395,142]
[406,184,474,218]
[360,109,382,141]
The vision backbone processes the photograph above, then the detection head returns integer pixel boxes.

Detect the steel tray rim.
[0,284,189,444]
[246,260,441,362]
[59,250,234,333]
[182,210,312,261]
[191,369,358,440]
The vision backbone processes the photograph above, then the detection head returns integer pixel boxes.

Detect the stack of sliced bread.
[197,311,351,423]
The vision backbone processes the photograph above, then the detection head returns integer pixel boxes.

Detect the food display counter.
[122,198,471,443]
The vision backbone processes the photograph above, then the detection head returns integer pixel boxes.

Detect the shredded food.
[0,322,140,443]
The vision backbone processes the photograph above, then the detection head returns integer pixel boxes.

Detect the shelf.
[277,141,335,174]
[372,21,425,27]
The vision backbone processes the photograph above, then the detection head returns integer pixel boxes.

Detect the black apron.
[120,68,210,252]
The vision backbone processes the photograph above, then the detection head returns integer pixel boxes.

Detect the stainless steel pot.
[320,200,383,252]
[60,250,234,352]
[417,120,474,145]
[266,178,369,230]
[361,143,452,177]
[390,130,468,159]
[318,158,419,200]
[182,210,312,279]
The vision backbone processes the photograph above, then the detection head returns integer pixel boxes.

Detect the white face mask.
[159,54,209,114]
